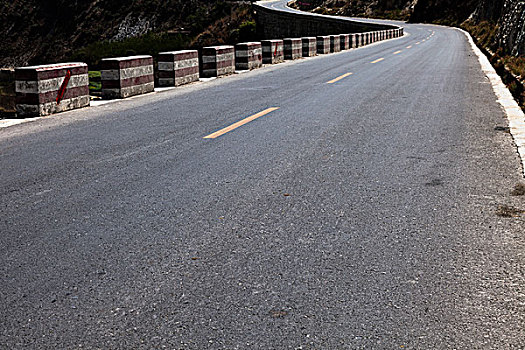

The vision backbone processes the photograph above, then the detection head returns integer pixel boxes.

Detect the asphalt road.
[1,2,525,349]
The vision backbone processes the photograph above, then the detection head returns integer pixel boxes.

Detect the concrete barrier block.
[365,32,372,44]
[357,33,364,47]
[350,34,357,48]
[302,37,317,57]
[15,62,89,117]
[330,35,341,53]
[201,46,235,78]
[0,68,16,117]
[262,40,284,64]
[101,56,154,99]
[158,50,199,87]
[284,38,302,60]
[235,42,262,70]
[340,34,351,50]
[317,36,330,54]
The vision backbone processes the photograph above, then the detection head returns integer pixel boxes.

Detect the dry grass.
[461,20,499,52]
[502,56,525,79]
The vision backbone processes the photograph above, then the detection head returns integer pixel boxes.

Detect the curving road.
[1,1,525,348]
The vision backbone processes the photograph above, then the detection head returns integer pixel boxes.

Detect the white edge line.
[459,28,525,178]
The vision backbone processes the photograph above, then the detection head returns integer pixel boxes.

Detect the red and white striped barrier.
[284,38,302,60]
[15,62,89,117]
[340,34,351,50]
[330,35,341,53]
[367,32,373,44]
[317,36,330,54]
[202,46,235,78]
[101,56,154,99]
[350,34,357,48]
[235,42,262,70]
[158,50,199,87]
[358,33,364,47]
[301,37,317,57]
[262,40,284,64]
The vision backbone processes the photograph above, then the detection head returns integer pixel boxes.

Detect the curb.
[459,28,525,178]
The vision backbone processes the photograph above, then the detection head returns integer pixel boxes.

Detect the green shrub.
[70,32,191,70]
[88,71,101,94]
[238,20,257,42]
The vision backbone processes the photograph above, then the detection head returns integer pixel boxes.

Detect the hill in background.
[0,0,256,68]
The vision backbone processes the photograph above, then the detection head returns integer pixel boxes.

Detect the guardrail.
[3,2,404,119]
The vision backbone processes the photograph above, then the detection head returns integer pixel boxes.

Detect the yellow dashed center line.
[393,50,402,55]
[416,42,421,45]
[406,45,413,49]
[204,107,280,139]
[371,58,385,64]
[326,72,353,84]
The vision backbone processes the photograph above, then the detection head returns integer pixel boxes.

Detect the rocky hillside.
[0,0,254,68]
[412,0,524,57]
[289,0,417,20]
[291,0,524,57]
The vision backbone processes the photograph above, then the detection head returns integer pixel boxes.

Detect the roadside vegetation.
[462,20,525,109]
[70,3,256,73]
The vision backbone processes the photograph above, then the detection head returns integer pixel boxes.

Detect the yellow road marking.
[371,58,385,64]
[326,72,353,84]
[406,45,412,49]
[416,42,421,45]
[393,50,402,55]
[204,107,280,139]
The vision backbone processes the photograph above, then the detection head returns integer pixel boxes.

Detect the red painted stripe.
[56,69,72,105]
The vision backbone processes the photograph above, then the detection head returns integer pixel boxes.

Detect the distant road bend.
[1,0,525,348]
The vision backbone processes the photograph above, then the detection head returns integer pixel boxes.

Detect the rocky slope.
[0,0,252,68]
[412,0,524,56]
[289,0,417,20]
[291,0,524,57]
